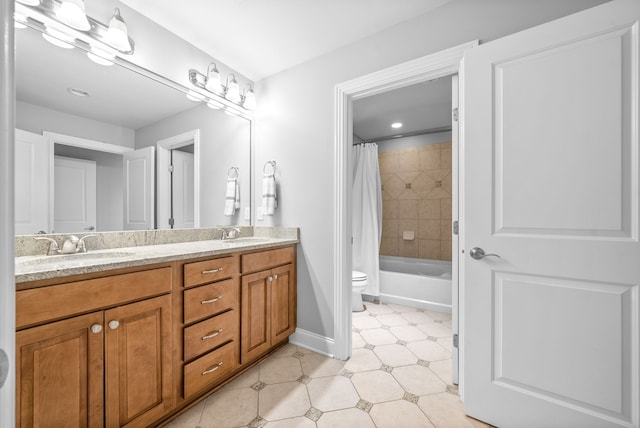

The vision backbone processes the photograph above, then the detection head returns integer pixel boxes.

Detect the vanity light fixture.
[205,63,223,93]
[225,74,241,103]
[186,90,206,102]
[242,84,257,110]
[14,12,28,29]
[188,67,256,112]
[104,8,132,52]
[15,0,135,65]
[56,0,90,31]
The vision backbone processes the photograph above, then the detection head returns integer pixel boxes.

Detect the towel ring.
[227,167,239,179]
[263,160,276,175]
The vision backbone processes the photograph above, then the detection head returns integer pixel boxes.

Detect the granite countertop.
[15,230,298,284]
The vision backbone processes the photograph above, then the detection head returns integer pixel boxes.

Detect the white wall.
[135,104,251,227]
[254,0,609,341]
[16,101,135,148]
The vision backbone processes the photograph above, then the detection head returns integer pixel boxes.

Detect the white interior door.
[462,1,639,427]
[54,156,96,233]
[14,129,50,234]
[123,146,155,230]
[172,150,195,229]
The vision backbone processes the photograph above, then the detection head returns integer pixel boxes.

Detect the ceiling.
[119,0,452,82]
[353,77,452,141]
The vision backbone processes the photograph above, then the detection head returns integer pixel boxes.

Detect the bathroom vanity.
[14,228,298,427]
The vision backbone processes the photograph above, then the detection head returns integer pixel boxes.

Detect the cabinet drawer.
[241,246,295,273]
[184,278,239,325]
[17,267,172,329]
[184,341,236,398]
[184,310,238,361]
[184,256,238,288]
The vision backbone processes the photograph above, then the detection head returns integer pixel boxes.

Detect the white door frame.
[156,129,200,229]
[333,40,478,362]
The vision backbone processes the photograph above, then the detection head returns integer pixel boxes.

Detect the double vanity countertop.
[15,227,299,285]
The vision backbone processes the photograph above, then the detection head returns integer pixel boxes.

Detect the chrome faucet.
[221,228,241,240]
[34,234,96,255]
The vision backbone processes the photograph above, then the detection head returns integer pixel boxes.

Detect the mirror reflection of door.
[171,146,195,229]
[53,156,97,233]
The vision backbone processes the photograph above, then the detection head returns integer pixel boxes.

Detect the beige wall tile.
[440,198,452,220]
[383,199,398,219]
[398,239,419,258]
[418,219,441,240]
[419,239,440,260]
[440,240,452,261]
[380,238,398,256]
[399,199,419,219]
[441,143,452,167]
[419,146,441,170]
[383,174,405,199]
[382,219,398,238]
[419,199,441,219]
[440,220,452,242]
[411,172,436,198]
[397,149,420,172]
[378,152,398,175]
[398,219,418,235]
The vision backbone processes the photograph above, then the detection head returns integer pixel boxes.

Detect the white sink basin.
[16,251,136,268]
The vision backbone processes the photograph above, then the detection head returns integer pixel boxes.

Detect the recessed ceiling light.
[67,87,90,97]
[391,122,403,129]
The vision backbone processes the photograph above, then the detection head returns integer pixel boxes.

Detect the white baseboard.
[378,292,452,314]
[288,328,335,358]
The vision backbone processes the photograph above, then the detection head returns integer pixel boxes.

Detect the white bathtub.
[376,256,452,313]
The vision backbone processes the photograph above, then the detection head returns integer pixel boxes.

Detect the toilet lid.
[352,270,368,280]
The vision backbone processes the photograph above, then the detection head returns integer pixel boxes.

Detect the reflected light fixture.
[56,0,91,31]
[105,8,132,52]
[42,26,75,49]
[207,99,224,110]
[14,12,28,29]
[186,90,206,102]
[225,74,241,103]
[242,84,257,110]
[67,87,90,97]
[391,122,403,129]
[205,63,222,93]
[17,0,40,6]
[87,46,115,66]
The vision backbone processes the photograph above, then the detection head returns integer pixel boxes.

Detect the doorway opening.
[332,42,477,375]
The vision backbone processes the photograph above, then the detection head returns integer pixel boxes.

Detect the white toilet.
[352,271,368,312]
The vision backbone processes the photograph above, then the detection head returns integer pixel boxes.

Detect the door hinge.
[168,218,174,227]
[452,220,459,235]
[453,333,459,348]
[452,107,459,122]
[168,165,174,173]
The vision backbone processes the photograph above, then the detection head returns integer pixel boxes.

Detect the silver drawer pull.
[201,295,223,304]
[202,329,223,340]
[201,267,222,274]
[201,362,223,375]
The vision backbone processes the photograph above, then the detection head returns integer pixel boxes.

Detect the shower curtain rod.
[357,125,452,144]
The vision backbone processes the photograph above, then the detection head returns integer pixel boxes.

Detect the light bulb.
[105,8,132,52]
[225,75,241,103]
[16,0,40,6]
[242,88,257,110]
[56,0,90,31]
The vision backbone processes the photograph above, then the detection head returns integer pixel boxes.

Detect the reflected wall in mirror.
[14,23,251,235]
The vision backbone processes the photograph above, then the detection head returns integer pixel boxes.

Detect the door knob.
[470,247,501,260]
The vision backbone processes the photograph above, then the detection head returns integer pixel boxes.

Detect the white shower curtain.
[352,143,382,297]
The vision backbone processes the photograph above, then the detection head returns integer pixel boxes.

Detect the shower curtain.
[352,143,382,297]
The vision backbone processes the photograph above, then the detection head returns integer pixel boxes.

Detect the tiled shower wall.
[379,141,452,261]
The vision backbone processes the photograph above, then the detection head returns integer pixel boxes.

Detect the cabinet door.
[241,270,272,364]
[270,264,296,345]
[16,312,104,428]
[104,295,172,428]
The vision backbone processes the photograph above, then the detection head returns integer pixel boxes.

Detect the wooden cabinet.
[241,247,296,364]
[16,267,173,428]
[182,255,240,399]
[16,243,297,426]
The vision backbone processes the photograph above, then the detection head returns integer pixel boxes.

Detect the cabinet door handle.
[108,320,119,330]
[91,324,103,334]
[273,274,278,280]
[201,267,222,274]
[201,329,223,340]
[201,295,223,304]
[201,361,223,375]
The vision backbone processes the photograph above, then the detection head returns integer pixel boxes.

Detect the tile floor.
[164,302,490,428]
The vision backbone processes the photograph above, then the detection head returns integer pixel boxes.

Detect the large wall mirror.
[15,22,251,235]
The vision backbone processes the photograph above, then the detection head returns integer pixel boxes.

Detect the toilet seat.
[352,270,367,281]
